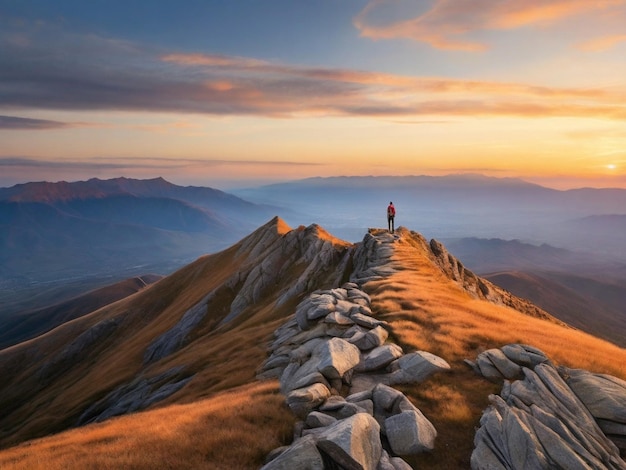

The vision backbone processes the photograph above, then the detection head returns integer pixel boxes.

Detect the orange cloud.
[578,34,626,51]
[157,52,626,121]
[161,53,268,68]
[354,0,626,51]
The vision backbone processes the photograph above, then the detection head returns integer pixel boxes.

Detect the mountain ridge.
[1,218,624,468]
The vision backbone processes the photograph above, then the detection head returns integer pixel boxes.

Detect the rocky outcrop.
[230,219,352,318]
[429,238,564,323]
[430,238,491,298]
[77,366,193,425]
[144,292,213,364]
[565,368,626,456]
[259,230,450,469]
[469,345,626,469]
[143,218,352,364]
[37,318,120,384]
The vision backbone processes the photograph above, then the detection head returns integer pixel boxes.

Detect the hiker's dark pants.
[388,216,394,232]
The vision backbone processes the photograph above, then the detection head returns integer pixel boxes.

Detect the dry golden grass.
[0,381,295,470]
[0,218,352,466]
[1,223,624,469]
[366,227,626,468]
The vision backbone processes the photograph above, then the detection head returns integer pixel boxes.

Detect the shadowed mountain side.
[561,214,626,259]
[0,199,230,315]
[0,275,163,350]
[0,221,625,468]
[442,237,626,346]
[485,271,626,348]
[0,217,352,449]
[0,177,282,315]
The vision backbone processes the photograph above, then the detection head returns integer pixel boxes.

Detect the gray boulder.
[316,413,382,470]
[347,325,389,351]
[355,344,403,372]
[261,434,324,470]
[501,343,551,369]
[385,409,437,455]
[565,368,626,423]
[286,383,332,418]
[388,351,451,384]
[316,337,361,380]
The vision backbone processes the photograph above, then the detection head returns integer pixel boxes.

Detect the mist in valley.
[1,174,625,348]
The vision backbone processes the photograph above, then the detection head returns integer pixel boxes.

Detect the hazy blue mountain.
[0,177,278,316]
[443,237,626,348]
[443,237,626,281]
[233,174,626,257]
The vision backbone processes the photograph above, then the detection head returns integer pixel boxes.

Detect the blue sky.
[1,0,625,188]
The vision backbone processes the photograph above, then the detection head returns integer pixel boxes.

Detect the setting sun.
[1,1,626,189]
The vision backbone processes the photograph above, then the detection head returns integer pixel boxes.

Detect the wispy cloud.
[1,19,625,121]
[354,0,626,51]
[0,115,72,130]
[578,34,626,51]
[0,156,321,171]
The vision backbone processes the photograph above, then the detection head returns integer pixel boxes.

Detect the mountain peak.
[0,222,625,468]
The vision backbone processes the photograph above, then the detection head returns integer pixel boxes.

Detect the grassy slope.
[0,226,624,469]
[365,228,626,469]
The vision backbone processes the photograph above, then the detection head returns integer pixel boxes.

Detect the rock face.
[259,230,450,469]
[469,345,626,469]
[77,366,193,425]
[37,318,120,384]
[144,218,353,365]
[429,238,563,323]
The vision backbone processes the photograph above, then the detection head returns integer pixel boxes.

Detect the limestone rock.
[316,338,361,380]
[565,367,626,423]
[355,344,404,372]
[144,293,210,364]
[306,411,337,429]
[471,350,626,470]
[501,343,551,369]
[388,351,451,385]
[346,325,388,351]
[261,434,324,470]
[286,383,332,418]
[385,409,437,455]
[316,413,382,470]
[77,367,191,425]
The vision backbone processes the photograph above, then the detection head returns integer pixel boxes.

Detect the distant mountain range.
[2,173,625,332]
[233,174,626,257]
[0,177,278,316]
[444,237,626,347]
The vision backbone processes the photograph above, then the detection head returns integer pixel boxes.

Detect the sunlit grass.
[0,381,295,470]
[365,228,626,468]
[1,226,623,469]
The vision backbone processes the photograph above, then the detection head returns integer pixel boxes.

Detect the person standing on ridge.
[387,201,396,233]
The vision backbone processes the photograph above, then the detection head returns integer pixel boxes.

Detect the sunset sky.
[1,0,625,189]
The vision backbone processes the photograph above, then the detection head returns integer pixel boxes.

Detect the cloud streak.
[0,156,321,170]
[1,19,625,122]
[0,115,73,130]
[353,0,626,51]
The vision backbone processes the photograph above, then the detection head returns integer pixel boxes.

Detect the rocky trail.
[259,227,626,469]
